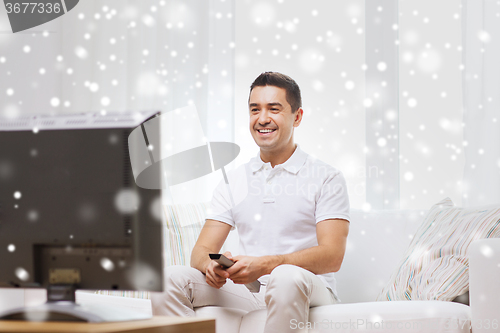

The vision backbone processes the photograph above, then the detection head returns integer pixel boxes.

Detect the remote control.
[209,254,261,293]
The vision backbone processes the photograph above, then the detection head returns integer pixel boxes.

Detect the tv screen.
[0,111,163,292]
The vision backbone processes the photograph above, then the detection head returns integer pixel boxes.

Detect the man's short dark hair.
[250,72,302,113]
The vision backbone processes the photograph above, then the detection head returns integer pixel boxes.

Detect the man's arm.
[226,219,349,284]
[191,219,232,273]
[269,218,350,274]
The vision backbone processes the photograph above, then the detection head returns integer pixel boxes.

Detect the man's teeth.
[258,129,275,133]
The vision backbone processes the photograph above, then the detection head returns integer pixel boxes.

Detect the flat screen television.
[0,110,164,322]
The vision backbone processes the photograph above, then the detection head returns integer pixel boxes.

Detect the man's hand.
[205,251,233,289]
[225,255,270,284]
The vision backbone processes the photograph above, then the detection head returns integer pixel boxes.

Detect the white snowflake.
[89,83,99,92]
[312,80,324,92]
[377,138,387,147]
[15,268,29,281]
[27,210,38,221]
[417,49,442,73]
[362,202,371,212]
[50,97,60,107]
[363,98,373,108]
[74,46,88,59]
[477,30,491,43]
[100,258,115,272]
[114,189,140,214]
[404,172,414,181]
[377,62,387,72]
[101,96,110,106]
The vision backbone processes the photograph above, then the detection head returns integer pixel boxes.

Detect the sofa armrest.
[469,238,500,332]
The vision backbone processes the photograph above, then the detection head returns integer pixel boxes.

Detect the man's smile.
[257,128,277,135]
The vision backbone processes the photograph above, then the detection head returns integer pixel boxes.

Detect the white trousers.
[151,264,339,333]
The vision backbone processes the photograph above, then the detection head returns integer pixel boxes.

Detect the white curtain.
[461,0,500,207]
[365,0,399,210]
[58,0,234,135]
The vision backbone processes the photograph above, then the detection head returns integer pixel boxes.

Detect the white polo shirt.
[206,144,350,296]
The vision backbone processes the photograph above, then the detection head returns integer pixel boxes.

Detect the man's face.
[248,85,302,152]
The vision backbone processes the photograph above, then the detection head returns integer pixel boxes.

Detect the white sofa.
[191,209,475,333]
[2,208,499,333]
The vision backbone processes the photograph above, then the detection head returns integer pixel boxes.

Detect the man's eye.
[251,109,259,112]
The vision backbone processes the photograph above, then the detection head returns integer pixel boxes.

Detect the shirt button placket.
[264,174,275,203]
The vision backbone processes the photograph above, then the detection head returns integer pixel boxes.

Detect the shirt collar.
[250,144,308,175]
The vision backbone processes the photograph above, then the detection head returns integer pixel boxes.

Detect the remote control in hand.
[209,253,261,293]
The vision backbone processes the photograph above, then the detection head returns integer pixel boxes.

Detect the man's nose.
[258,109,271,125]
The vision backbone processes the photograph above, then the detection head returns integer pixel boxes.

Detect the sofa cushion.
[377,197,500,301]
[163,202,211,266]
[238,301,470,333]
[195,306,248,333]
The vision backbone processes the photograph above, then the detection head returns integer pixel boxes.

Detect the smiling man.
[152,72,351,333]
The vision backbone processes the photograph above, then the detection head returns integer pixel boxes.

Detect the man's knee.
[166,265,201,278]
[268,264,307,286]
[152,266,204,307]
[164,265,205,288]
[265,265,310,306]
[152,266,203,316]
[267,264,310,293]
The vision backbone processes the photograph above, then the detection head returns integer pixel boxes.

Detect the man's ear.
[293,108,304,127]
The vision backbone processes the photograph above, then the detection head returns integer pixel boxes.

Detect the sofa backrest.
[336,208,426,303]
[163,204,426,303]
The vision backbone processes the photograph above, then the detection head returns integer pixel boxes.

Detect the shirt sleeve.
[205,178,236,229]
[315,170,351,224]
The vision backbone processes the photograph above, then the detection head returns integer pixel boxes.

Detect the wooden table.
[0,316,215,333]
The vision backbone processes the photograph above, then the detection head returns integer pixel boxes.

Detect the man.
[152,72,350,333]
